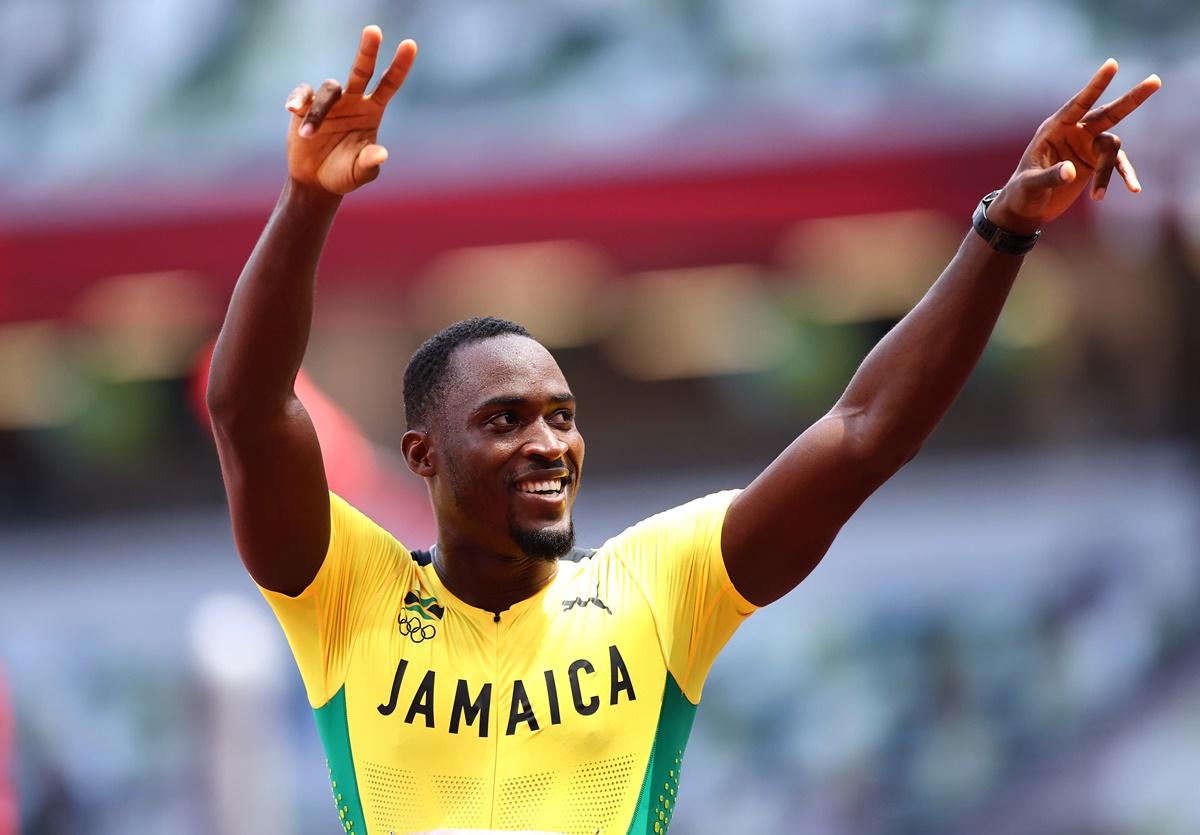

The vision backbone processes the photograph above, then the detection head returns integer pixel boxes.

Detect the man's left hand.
[987,59,1161,236]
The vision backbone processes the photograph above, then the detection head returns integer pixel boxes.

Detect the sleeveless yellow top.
[259,490,756,834]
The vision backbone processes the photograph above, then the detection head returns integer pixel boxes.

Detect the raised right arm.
[207,27,417,595]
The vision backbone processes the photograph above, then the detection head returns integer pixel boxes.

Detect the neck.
[431,534,559,615]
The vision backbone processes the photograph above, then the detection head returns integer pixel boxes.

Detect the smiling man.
[205,25,1160,835]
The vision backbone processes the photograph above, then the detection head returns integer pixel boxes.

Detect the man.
[206,25,1160,835]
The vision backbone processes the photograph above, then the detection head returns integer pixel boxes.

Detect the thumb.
[353,144,389,185]
[1021,160,1076,192]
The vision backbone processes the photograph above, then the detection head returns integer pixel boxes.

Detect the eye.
[552,409,575,428]
[487,411,519,428]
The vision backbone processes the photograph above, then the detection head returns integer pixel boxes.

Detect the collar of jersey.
[423,544,574,624]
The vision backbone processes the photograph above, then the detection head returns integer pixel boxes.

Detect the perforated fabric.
[564,755,638,834]
[432,775,486,827]
[495,772,554,829]
[361,762,420,828]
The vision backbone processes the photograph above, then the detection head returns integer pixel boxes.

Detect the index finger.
[370,39,418,107]
[345,25,383,95]
[1054,58,1119,125]
[1082,74,1162,133]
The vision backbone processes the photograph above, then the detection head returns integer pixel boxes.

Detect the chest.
[341,572,666,764]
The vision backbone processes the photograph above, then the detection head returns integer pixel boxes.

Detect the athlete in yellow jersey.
[206,25,1159,835]
[265,487,750,833]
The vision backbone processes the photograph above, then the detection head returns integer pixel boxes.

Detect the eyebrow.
[473,392,575,413]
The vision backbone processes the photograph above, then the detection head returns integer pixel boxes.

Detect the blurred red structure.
[0,138,1039,324]
[0,668,15,835]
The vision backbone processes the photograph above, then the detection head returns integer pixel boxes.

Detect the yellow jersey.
[259,490,756,835]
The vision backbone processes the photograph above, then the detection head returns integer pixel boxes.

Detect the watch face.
[973,193,1038,254]
[973,199,995,234]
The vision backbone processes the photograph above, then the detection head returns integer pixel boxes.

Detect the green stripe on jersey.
[627,675,698,834]
[314,686,368,834]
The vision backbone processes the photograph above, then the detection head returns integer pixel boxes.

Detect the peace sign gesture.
[285,26,417,197]
[987,60,1161,235]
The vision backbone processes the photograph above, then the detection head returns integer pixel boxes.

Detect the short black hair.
[403,316,533,429]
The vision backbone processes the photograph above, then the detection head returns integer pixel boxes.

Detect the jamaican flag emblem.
[399,591,444,643]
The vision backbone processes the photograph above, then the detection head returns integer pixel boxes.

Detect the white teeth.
[517,478,564,494]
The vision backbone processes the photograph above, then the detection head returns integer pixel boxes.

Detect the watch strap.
[972,190,1040,256]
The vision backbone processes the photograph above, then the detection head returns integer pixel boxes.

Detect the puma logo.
[562,592,612,615]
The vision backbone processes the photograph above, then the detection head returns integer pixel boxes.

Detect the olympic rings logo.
[398,615,437,643]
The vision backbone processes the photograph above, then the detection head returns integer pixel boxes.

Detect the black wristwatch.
[972,190,1040,256]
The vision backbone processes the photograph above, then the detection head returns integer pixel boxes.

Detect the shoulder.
[605,489,743,546]
[329,492,411,551]
[326,492,418,591]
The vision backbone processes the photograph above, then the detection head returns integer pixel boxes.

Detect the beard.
[509,516,575,561]
[444,452,577,560]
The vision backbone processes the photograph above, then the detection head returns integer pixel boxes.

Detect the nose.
[524,417,570,462]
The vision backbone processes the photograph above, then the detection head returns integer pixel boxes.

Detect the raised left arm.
[722,60,1161,607]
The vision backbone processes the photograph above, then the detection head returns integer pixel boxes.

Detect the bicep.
[211,395,330,595]
[722,408,908,607]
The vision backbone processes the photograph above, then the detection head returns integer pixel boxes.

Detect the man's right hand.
[209,26,415,595]
[285,26,417,197]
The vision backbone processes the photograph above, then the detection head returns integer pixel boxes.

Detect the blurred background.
[1,0,1199,833]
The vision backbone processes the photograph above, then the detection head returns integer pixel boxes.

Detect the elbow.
[204,358,284,426]
[204,372,236,424]
[204,375,266,429]
[834,407,924,479]
[205,387,283,432]
[206,380,298,439]
[204,343,232,420]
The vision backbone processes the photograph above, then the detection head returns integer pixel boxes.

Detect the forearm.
[836,230,1023,458]
[207,180,342,416]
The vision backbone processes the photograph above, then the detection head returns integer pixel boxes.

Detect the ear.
[402,429,436,478]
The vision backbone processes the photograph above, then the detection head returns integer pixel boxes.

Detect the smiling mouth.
[514,477,569,497]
